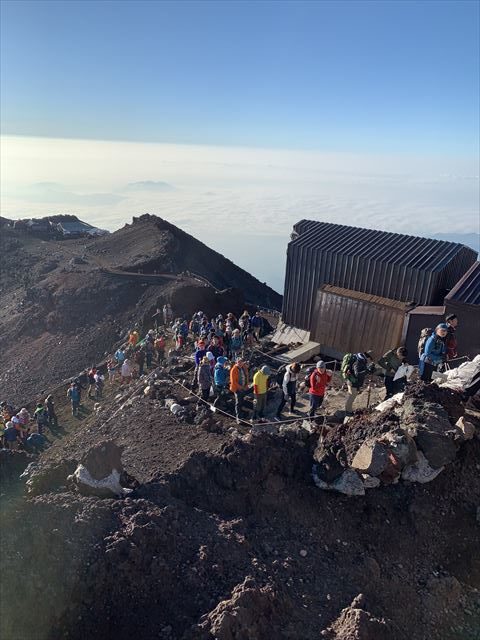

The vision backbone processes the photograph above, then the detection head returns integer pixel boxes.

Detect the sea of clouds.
[2,135,478,293]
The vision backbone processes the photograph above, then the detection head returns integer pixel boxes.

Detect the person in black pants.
[277,363,301,418]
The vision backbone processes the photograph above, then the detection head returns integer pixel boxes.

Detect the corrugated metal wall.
[310,286,411,359]
[282,221,477,330]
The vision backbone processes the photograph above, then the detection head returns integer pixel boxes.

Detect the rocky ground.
[1,215,479,640]
[1,344,479,640]
[0,214,281,406]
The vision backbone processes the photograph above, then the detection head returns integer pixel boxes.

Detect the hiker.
[309,361,332,418]
[253,365,272,420]
[206,351,216,372]
[197,356,213,401]
[250,311,264,341]
[115,347,126,367]
[135,347,146,376]
[230,356,250,423]
[94,371,105,398]
[343,352,374,415]
[73,378,86,406]
[378,347,408,399]
[145,339,154,369]
[276,362,301,418]
[445,313,459,361]
[417,328,433,359]
[107,357,117,382]
[67,383,80,417]
[230,329,243,361]
[45,395,58,428]
[208,336,224,360]
[239,310,251,334]
[213,356,230,406]
[163,303,173,326]
[4,421,19,449]
[25,428,47,454]
[121,358,133,383]
[155,334,166,363]
[419,324,447,382]
[17,408,31,438]
[192,339,207,390]
[87,367,97,398]
[128,329,139,348]
[34,403,48,434]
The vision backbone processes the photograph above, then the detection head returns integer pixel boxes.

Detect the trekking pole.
[366,383,372,409]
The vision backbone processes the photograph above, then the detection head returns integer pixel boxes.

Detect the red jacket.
[309,370,332,396]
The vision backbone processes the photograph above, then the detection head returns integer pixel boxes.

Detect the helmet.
[316,360,326,369]
[261,366,271,375]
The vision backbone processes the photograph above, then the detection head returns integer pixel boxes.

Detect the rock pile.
[312,383,477,496]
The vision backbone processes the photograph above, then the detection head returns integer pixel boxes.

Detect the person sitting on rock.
[378,347,408,399]
[26,427,47,454]
[45,395,58,428]
[309,361,332,418]
[419,324,447,382]
[197,356,213,402]
[252,365,272,421]
[67,383,80,417]
[230,356,250,424]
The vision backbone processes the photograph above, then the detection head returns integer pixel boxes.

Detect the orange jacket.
[230,363,249,392]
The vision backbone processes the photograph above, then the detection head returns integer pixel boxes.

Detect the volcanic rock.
[351,439,390,476]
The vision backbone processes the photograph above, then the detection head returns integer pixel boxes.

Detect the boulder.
[81,440,124,480]
[362,474,381,489]
[401,451,444,484]
[414,429,457,469]
[331,469,365,496]
[383,430,418,467]
[313,445,345,483]
[68,464,133,498]
[321,594,390,640]
[455,416,475,440]
[351,439,390,477]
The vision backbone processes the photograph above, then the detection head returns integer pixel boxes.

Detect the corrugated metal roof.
[292,220,471,272]
[445,261,480,305]
[283,220,477,331]
[321,285,414,311]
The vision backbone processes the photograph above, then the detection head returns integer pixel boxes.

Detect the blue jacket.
[250,315,263,328]
[214,363,229,387]
[195,349,207,366]
[422,335,446,366]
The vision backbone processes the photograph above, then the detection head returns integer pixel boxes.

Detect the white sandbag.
[438,355,480,392]
[375,392,404,412]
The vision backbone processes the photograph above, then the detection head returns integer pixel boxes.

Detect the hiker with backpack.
[419,324,448,382]
[309,361,333,418]
[445,314,459,361]
[34,403,49,434]
[250,311,264,341]
[378,347,408,399]
[213,356,230,407]
[230,329,244,361]
[417,328,433,359]
[342,352,374,415]
[276,362,301,418]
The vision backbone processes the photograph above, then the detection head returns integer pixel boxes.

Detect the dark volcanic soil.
[0,214,281,406]
[1,361,479,640]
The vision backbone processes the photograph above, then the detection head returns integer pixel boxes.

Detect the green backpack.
[341,353,356,381]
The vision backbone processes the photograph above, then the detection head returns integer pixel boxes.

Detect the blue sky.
[1,0,479,154]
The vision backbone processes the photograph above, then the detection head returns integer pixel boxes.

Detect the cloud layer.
[1,136,478,292]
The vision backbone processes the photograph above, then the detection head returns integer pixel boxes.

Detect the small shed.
[310,284,415,360]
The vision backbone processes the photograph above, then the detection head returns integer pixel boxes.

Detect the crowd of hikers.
[2,306,476,450]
